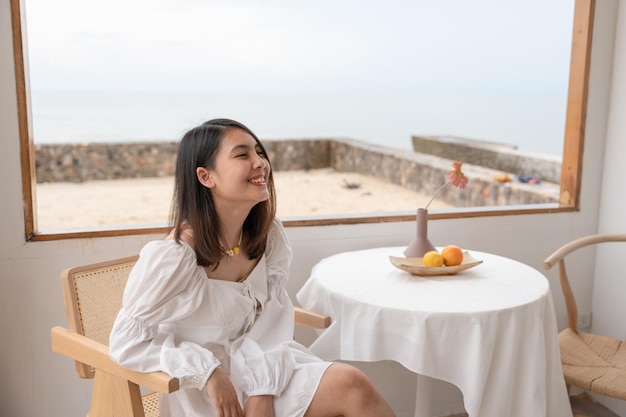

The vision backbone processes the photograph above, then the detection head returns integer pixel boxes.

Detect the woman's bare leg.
[305,363,396,417]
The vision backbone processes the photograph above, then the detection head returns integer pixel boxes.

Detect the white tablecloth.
[296,247,572,417]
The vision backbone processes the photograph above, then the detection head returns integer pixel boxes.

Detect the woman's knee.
[306,363,394,417]
[325,363,378,397]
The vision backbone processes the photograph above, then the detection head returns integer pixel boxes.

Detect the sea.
[30,90,567,157]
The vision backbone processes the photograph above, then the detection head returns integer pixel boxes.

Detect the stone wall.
[35,138,560,206]
[35,139,331,183]
[35,142,179,183]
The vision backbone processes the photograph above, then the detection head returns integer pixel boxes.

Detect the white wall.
[591,1,626,415]
[0,0,622,416]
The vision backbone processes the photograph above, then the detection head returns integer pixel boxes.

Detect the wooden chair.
[51,255,331,417]
[543,233,626,401]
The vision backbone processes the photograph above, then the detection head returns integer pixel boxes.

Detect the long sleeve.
[109,240,221,390]
[229,218,302,396]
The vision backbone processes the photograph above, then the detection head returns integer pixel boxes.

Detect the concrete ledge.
[330,139,559,207]
[412,135,562,184]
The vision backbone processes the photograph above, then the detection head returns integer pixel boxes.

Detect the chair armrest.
[543,233,626,269]
[51,326,179,394]
[294,307,331,329]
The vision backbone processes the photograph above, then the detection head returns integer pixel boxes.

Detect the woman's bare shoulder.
[165,226,195,250]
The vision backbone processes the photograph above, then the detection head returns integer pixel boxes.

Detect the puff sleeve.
[109,240,221,390]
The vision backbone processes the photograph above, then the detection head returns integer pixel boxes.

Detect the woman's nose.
[253,154,267,169]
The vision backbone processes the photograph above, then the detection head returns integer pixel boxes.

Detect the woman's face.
[198,128,270,210]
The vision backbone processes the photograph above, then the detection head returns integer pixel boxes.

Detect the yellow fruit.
[441,245,464,266]
[422,251,443,267]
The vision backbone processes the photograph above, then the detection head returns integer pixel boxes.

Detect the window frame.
[11,0,594,242]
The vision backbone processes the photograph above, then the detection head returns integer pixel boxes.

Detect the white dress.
[109,218,332,417]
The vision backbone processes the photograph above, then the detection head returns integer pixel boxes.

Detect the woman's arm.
[109,240,221,390]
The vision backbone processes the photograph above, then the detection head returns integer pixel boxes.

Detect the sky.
[23,0,575,95]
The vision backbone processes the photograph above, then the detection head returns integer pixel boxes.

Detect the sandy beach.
[35,168,449,230]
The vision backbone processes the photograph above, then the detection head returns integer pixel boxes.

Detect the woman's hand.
[243,395,274,417]
[205,367,243,417]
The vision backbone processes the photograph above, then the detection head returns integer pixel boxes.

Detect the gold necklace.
[221,229,243,257]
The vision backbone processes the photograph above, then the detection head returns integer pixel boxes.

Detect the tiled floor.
[443,393,620,417]
[571,393,621,417]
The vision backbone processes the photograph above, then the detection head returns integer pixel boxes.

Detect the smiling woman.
[11,0,593,240]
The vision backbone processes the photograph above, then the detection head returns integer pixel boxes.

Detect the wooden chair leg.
[89,369,145,417]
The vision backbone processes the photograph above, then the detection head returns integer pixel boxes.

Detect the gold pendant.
[225,246,240,257]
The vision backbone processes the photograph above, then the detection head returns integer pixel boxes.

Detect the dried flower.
[424,161,469,210]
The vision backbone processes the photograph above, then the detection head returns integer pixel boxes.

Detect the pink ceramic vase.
[403,208,436,258]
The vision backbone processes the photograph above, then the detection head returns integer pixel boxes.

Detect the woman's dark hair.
[169,118,276,268]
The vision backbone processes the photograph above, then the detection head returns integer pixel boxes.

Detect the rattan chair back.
[61,256,138,378]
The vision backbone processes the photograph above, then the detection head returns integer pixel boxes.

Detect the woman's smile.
[248,174,267,186]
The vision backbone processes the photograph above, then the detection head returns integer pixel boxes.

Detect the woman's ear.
[196,167,215,188]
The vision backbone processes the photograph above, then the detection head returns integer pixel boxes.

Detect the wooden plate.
[389,251,483,276]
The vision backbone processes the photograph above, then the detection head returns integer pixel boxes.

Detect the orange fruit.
[422,251,443,267]
[441,245,464,266]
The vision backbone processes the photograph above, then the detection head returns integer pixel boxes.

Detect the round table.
[296,247,571,417]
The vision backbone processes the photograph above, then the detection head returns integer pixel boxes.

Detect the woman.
[109,118,395,417]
